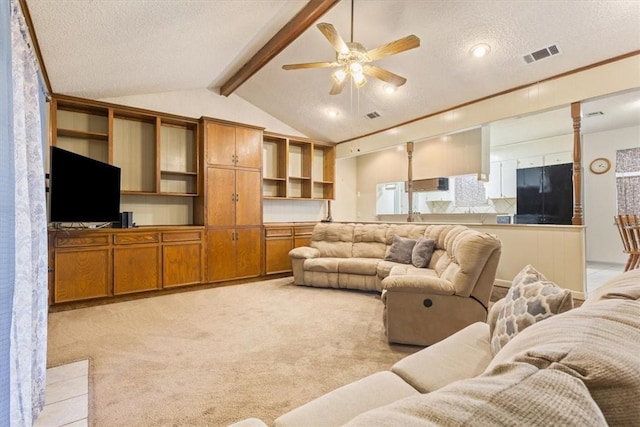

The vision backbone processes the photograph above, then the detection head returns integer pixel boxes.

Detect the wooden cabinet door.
[54,248,111,303]
[265,237,293,274]
[163,242,203,287]
[113,245,161,294]
[206,122,236,167]
[207,228,236,282]
[294,225,315,248]
[235,127,262,169]
[235,169,262,226]
[207,167,236,227]
[236,227,262,278]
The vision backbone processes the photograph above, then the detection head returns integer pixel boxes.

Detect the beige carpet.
[47,277,419,426]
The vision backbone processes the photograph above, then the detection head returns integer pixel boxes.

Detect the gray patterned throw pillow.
[384,235,417,264]
[490,264,573,355]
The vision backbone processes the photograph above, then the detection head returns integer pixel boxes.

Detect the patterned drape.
[616,147,640,215]
[7,0,48,424]
[0,0,16,425]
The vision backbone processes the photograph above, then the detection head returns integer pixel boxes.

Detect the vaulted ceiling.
[24,0,640,144]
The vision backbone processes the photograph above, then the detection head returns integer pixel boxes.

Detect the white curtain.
[9,0,48,424]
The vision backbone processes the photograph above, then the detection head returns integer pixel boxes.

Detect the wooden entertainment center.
[47,95,333,307]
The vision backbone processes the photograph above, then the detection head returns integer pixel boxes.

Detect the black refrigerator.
[515,163,573,225]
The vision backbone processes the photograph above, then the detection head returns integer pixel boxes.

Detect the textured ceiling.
[25,0,640,144]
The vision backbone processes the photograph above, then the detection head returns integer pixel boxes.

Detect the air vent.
[365,111,381,119]
[523,44,561,64]
[585,111,604,117]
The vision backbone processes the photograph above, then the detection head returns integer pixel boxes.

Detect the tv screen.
[49,146,121,224]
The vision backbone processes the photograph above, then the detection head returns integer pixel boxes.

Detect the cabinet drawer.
[162,231,202,242]
[265,227,293,238]
[294,226,315,236]
[113,232,160,245]
[54,234,110,248]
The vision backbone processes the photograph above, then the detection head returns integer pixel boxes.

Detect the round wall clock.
[589,157,611,174]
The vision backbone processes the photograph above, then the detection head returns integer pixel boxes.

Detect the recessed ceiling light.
[470,43,491,58]
[327,109,339,118]
[384,84,397,94]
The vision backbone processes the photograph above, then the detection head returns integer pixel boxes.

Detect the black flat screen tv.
[49,146,121,224]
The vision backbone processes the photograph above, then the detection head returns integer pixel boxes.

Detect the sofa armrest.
[274,371,419,427]
[382,275,455,296]
[288,246,320,259]
[391,322,492,393]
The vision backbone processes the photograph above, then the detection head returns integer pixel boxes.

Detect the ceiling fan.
[282,1,420,95]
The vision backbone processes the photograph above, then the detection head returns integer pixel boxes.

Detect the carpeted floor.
[46,277,420,426]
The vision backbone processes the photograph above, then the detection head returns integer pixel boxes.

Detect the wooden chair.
[615,214,640,271]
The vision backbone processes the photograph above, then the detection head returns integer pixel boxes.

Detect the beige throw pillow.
[491,264,573,355]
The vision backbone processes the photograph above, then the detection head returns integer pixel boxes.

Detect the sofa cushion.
[391,322,492,393]
[411,238,435,268]
[384,235,417,264]
[488,298,640,425]
[386,224,428,242]
[388,264,438,277]
[491,264,573,355]
[583,268,640,305]
[376,260,404,280]
[310,223,354,258]
[304,257,340,273]
[274,371,419,427]
[352,223,388,258]
[338,258,380,275]
[345,362,607,427]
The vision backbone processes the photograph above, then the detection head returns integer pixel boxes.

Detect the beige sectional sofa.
[231,268,640,427]
[289,222,502,345]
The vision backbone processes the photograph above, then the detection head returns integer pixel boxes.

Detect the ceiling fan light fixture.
[282,1,420,96]
[384,84,397,94]
[349,62,364,74]
[470,43,491,58]
[353,73,366,88]
[332,69,347,84]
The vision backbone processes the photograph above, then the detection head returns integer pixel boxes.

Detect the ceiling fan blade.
[317,22,350,54]
[282,61,336,70]
[329,79,346,95]
[363,65,407,87]
[366,34,420,61]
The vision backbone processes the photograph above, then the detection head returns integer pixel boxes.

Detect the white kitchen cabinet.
[543,151,572,166]
[423,189,452,202]
[517,155,544,169]
[487,159,517,198]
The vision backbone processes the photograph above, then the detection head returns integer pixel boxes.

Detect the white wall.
[356,146,408,222]
[583,125,640,264]
[100,87,306,137]
[490,134,572,162]
[333,157,357,221]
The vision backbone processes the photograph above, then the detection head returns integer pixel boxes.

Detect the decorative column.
[406,141,414,222]
[571,102,584,225]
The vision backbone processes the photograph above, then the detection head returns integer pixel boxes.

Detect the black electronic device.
[49,146,121,224]
[118,211,133,228]
[515,163,573,225]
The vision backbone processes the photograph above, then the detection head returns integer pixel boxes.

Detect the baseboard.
[494,279,512,288]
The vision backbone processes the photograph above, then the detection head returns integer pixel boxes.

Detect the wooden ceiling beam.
[219,0,340,97]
